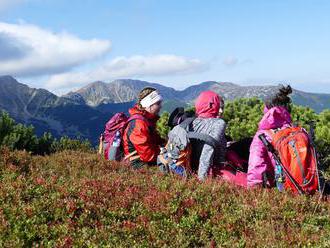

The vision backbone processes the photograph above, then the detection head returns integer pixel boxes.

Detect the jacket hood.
[195,91,222,118]
[258,106,292,130]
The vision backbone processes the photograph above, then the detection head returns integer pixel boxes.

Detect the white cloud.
[0,22,111,77]
[0,22,208,92]
[223,56,253,67]
[223,56,239,67]
[46,54,208,90]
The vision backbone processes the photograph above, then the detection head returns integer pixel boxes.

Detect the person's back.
[191,117,226,180]
[191,91,227,180]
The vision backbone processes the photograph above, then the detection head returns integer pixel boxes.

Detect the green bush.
[0,111,92,155]
[315,110,330,176]
[51,136,92,153]
[223,98,264,141]
[156,111,170,139]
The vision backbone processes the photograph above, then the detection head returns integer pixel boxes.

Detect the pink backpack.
[99,112,147,160]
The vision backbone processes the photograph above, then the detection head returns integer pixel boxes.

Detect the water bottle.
[108,131,121,161]
[113,131,121,147]
[275,164,285,192]
[173,165,186,177]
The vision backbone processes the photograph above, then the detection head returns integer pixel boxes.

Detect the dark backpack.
[158,117,219,177]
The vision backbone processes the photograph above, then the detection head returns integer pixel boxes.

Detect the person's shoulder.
[133,117,150,126]
[193,118,226,132]
[194,117,225,124]
[136,117,158,132]
[209,118,226,126]
[212,119,226,133]
[215,118,226,124]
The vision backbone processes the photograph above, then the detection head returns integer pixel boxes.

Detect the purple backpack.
[100,112,146,160]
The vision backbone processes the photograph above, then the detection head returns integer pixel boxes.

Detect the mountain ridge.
[63,78,330,112]
[1,75,329,144]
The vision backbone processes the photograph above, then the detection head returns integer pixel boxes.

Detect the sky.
[1,0,330,95]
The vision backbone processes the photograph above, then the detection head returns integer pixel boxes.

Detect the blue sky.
[1,0,330,94]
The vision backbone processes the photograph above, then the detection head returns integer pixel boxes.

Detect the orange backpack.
[158,142,193,177]
[268,126,319,194]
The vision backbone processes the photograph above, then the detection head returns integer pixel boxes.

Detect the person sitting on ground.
[123,87,164,168]
[190,91,227,180]
[247,85,293,188]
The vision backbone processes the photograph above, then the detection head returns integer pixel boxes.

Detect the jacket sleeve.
[247,131,274,187]
[128,120,160,163]
[198,120,226,180]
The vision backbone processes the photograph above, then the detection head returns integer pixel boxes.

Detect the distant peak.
[0,75,18,82]
[78,81,107,90]
[198,80,218,85]
[109,78,152,86]
[216,81,239,87]
[87,81,106,87]
[190,81,238,88]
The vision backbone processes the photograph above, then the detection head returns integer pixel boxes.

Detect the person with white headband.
[123,87,165,168]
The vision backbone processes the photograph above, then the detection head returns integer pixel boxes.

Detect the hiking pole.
[308,121,326,196]
[258,133,304,195]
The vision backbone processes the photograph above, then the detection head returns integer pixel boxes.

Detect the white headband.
[140,91,163,108]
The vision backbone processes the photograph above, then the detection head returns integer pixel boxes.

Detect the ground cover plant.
[0,148,329,247]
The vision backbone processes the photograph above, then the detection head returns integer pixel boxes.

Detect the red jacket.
[123,105,163,164]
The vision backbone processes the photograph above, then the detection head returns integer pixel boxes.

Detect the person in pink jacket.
[247,85,293,188]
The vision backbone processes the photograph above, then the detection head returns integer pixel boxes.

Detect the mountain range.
[0,75,329,144]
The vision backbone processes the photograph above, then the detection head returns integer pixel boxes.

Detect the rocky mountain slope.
[65,79,330,112]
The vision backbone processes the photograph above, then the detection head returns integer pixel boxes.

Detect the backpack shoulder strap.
[179,117,220,148]
[179,117,196,130]
[127,114,151,126]
[187,132,220,148]
[127,114,146,122]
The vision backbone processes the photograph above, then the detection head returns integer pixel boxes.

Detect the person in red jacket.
[123,87,164,168]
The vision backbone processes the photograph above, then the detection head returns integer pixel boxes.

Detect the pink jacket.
[247,106,292,187]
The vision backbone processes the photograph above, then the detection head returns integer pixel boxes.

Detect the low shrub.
[0,149,329,247]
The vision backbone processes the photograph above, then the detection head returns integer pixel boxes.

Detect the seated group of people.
[121,85,295,188]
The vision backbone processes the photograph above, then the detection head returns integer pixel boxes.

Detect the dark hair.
[137,87,157,110]
[168,107,195,129]
[265,85,292,110]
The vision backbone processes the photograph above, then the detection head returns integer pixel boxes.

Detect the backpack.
[98,112,147,161]
[267,126,320,194]
[158,117,219,178]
